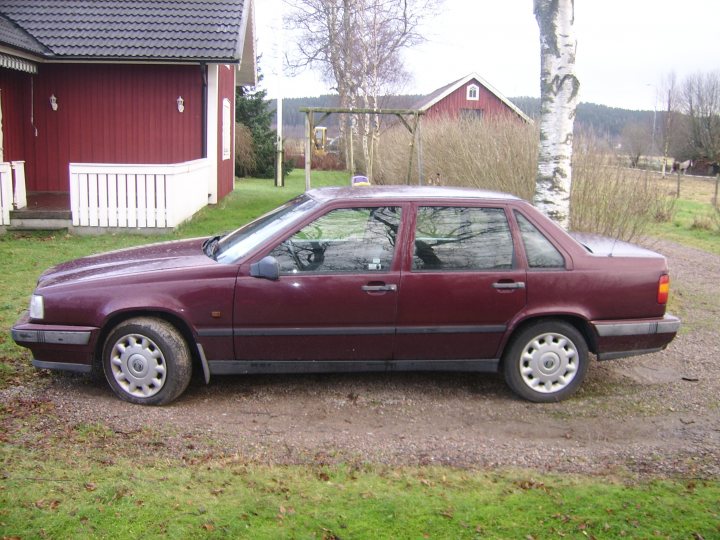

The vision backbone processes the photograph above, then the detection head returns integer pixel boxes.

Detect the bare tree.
[285,0,437,175]
[533,0,580,229]
[621,121,652,168]
[658,72,679,176]
[681,70,720,163]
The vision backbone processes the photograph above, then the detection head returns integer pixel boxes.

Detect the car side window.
[515,212,565,268]
[413,206,513,271]
[270,207,401,273]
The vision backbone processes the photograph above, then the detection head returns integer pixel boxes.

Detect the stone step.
[9,209,72,220]
[8,216,72,231]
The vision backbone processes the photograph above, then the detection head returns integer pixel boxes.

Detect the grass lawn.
[1,169,719,538]
[647,175,720,254]
[2,443,719,539]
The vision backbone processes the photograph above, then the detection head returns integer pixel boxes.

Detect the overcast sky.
[256,0,720,111]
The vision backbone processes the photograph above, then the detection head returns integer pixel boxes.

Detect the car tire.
[503,320,588,403]
[102,317,192,406]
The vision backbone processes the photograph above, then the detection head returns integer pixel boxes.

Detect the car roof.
[306,185,522,202]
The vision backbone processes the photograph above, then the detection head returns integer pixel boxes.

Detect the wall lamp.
[177,96,185,113]
[49,94,58,111]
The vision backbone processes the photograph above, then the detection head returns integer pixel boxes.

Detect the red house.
[416,73,531,123]
[0,0,256,231]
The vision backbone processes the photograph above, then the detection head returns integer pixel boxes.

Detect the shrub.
[570,137,669,242]
[374,117,536,199]
[374,117,668,241]
[652,195,677,223]
[235,123,256,177]
[691,208,720,232]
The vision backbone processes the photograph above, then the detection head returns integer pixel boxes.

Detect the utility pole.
[274,0,284,187]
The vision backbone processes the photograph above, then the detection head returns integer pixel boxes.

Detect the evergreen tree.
[235,69,292,179]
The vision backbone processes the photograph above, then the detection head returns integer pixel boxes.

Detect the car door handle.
[362,284,398,292]
[492,281,526,290]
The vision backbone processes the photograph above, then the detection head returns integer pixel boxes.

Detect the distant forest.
[272,95,655,142]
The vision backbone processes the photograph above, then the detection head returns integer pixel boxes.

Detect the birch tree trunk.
[534,0,579,229]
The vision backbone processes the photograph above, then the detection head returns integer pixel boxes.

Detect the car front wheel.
[102,317,192,406]
[503,320,588,402]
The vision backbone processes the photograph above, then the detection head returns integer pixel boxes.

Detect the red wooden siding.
[0,68,33,162]
[21,63,204,192]
[425,79,518,121]
[216,64,236,200]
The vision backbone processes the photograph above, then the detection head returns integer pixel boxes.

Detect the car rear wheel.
[102,317,192,406]
[503,320,588,402]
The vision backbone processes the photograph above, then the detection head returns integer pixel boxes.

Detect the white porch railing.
[11,161,27,210]
[0,162,11,225]
[69,159,210,229]
[1,160,26,225]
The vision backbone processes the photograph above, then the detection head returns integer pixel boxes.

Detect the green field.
[1,170,719,539]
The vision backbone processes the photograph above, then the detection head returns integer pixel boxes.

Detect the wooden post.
[714,174,719,208]
[349,115,354,176]
[416,114,424,186]
[676,171,681,199]
[304,111,312,191]
[406,126,415,186]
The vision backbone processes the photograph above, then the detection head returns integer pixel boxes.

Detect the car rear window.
[515,212,565,268]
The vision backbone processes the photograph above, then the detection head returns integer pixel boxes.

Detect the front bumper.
[591,313,681,360]
[12,311,99,372]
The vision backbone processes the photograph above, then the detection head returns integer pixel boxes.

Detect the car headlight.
[30,295,44,320]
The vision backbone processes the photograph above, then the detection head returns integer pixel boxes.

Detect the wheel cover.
[518,332,579,394]
[109,333,167,398]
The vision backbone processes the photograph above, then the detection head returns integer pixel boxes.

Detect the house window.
[466,84,479,101]
[460,108,484,120]
[222,98,231,160]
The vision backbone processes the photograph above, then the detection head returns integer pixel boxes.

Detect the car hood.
[37,237,214,288]
[569,233,664,258]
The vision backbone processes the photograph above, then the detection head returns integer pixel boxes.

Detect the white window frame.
[222,98,231,160]
[466,84,480,101]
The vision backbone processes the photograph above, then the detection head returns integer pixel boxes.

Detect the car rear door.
[395,204,527,361]
[233,204,404,362]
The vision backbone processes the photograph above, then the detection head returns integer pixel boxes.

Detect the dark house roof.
[0,0,251,62]
[0,13,48,55]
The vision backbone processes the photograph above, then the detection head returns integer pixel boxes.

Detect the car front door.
[233,205,404,362]
[395,204,527,361]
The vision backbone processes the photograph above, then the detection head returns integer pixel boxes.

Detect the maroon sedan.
[12,186,680,405]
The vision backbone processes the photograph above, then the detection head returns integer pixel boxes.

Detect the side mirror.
[250,256,280,281]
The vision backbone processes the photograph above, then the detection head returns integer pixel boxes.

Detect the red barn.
[0,0,256,230]
[417,73,531,123]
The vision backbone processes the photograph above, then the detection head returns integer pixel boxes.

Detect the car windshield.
[213,194,318,263]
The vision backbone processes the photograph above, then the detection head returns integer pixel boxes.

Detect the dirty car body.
[12,186,680,405]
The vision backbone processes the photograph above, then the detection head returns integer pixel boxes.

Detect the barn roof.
[415,72,532,123]
[0,0,254,65]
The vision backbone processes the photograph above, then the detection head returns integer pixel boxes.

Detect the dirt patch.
[3,239,719,477]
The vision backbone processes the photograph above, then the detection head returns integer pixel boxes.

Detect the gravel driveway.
[5,239,719,477]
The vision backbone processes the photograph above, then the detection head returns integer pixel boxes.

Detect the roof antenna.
[609,236,618,257]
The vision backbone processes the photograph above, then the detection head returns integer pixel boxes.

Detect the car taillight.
[658,275,670,304]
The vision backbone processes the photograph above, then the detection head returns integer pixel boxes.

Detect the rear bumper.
[12,311,98,371]
[591,313,680,360]
[593,314,681,337]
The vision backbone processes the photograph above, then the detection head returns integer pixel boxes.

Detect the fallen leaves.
[34,499,60,510]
